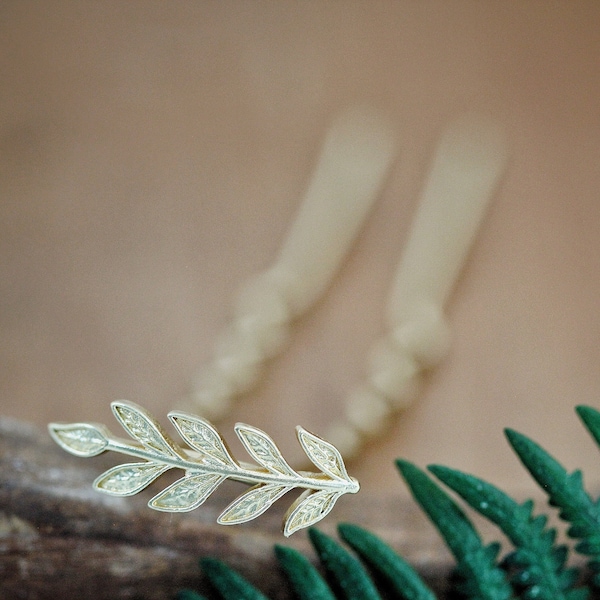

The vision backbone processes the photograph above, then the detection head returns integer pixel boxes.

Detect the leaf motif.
[297,427,350,482]
[235,424,297,476]
[149,473,225,512]
[94,462,170,496]
[49,403,359,535]
[169,411,236,468]
[283,489,341,537]
[48,422,109,457]
[112,401,182,458]
[218,484,292,525]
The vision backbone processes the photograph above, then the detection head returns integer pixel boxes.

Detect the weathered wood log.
[0,417,452,599]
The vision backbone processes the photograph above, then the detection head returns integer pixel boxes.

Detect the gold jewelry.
[48,400,359,536]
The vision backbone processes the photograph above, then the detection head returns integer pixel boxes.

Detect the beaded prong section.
[184,106,396,421]
[326,114,509,458]
[48,401,359,536]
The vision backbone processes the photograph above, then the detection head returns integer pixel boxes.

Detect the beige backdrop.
[2,1,600,500]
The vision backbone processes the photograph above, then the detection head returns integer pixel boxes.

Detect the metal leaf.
[48,402,360,535]
[169,411,237,468]
[48,422,109,457]
[283,489,341,537]
[149,473,225,512]
[112,401,182,458]
[94,462,170,496]
[218,484,292,525]
[235,424,297,476]
[297,427,350,482]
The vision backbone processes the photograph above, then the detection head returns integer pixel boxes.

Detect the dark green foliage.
[190,526,431,600]
[337,523,435,600]
[200,557,268,600]
[429,464,586,600]
[505,429,600,563]
[577,405,600,588]
[183,406,600,599]
[308,528,381,599]
[274,544,336,600]
[396,460,513,600]
[576,406,600,448]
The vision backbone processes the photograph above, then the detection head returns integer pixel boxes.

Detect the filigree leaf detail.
[48,422,109,457]
[48,402,359,535]
[149,473,225,512]
[112,401,182,458]
[297,427,350,482]
[169,412,237,467]
[235,424,297,476]
[94,462,170,496]
[283,489,341,537]
[218,484,292,525]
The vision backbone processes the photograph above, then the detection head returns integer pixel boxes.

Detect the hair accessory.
[327,114,509,457]
[48,400,359,536]
[184,106,396,420]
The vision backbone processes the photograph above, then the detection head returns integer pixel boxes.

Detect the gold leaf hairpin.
[48,401,359,536]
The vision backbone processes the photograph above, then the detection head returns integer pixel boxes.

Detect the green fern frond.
[307,528,382,600]
[574,404,600,588]
[184,407,600,599]
[337,523,435,600]
[396,459,514,600]
[200,557,268,600]
[274,544,336,600]
[195,527,407,600]
[429,464,586,600]
[505,428,600,564]
[576,406,600,448]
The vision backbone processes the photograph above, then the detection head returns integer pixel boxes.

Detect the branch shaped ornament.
[48,401,359,536]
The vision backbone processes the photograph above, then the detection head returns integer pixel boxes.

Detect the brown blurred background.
[2,1,600,499]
